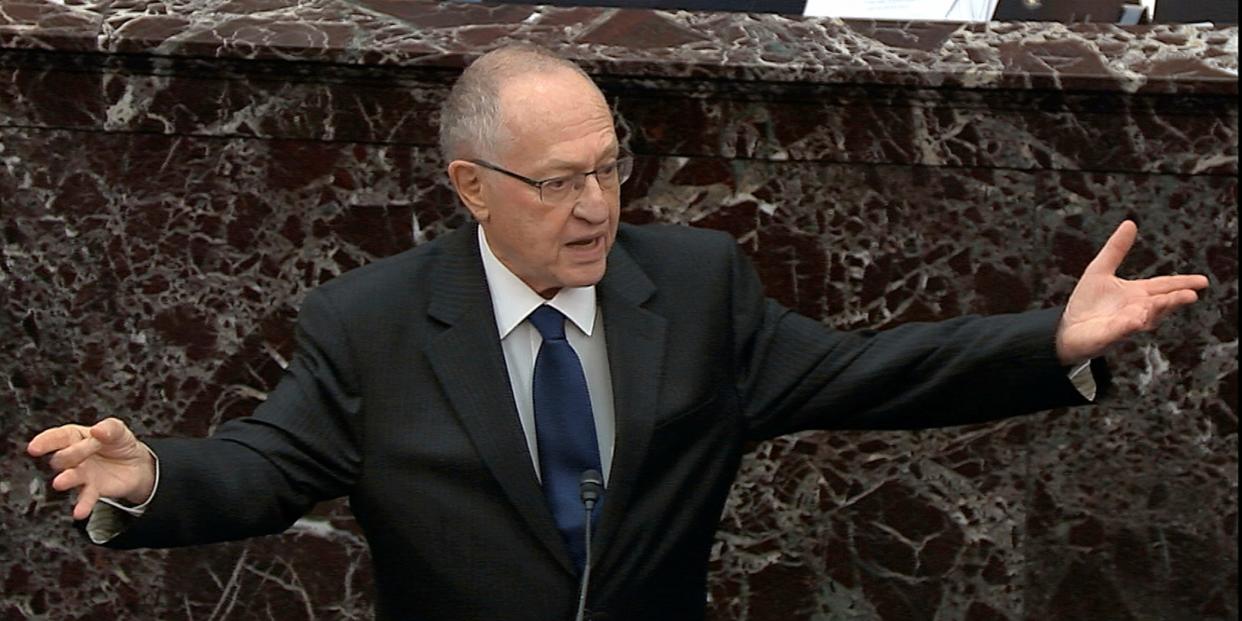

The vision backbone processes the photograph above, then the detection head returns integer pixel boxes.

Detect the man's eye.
[598,163,618,176]
[545,178,572,191]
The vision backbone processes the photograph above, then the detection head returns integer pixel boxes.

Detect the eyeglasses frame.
[466,151,634,205]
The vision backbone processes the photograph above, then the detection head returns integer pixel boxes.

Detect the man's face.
[472,70,621,298]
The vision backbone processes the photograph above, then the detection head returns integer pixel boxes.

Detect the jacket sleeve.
[728,241,1108,441]
[103,288,363,548]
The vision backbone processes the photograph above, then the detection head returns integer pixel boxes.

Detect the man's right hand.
[27,418,156,520]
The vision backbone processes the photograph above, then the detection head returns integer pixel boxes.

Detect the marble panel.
[664,159,1237,620]
[5,118,1235,618]
[613,82,1238,175]
[2,1,1236,619]
[0,52,449,145]
[694,162,1051,621]
[1020,178,1238,621]
[2,127,458,620]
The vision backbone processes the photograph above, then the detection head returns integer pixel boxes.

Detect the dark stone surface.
[2,1,1236,619]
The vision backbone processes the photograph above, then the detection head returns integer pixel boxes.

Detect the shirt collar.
[478,226,597,340]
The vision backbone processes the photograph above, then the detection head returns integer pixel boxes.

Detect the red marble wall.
[2,1,1236,619]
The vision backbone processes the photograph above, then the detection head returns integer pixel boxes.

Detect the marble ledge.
[0,0,1236,95]
[2,62,1236,177]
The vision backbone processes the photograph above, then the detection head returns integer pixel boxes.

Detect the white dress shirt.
[477,226,617,483]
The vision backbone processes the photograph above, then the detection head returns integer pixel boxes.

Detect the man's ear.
[447,160,489,223]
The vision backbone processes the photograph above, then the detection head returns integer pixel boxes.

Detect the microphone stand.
[575,470,603,621]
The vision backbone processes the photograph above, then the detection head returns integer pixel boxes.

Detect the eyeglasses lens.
[540,158,633,205]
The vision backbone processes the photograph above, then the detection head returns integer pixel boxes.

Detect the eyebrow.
[540,146,621,176]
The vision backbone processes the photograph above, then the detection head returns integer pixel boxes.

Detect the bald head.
[438,44,605,163]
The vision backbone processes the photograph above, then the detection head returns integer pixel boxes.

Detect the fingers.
[73,484,100,521]
[1147,302,1179,330]
[1084,220,1138,277]
[47,435,103,472]
[30,418,133,472]
[52,466,86,492]
[27,424,91,457]
[1118,290,1199,335]
[49,466,102,520]
[29,419,134,466]
[1145,289,1200,329]
[1141,274,1211,295]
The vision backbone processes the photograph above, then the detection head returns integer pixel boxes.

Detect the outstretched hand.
[1055,220,1209,365]
[27,418,156,520]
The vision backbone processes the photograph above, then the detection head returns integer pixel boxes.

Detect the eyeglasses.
[469,153,634,206]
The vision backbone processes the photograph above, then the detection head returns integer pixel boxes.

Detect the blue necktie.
[529,305,604,573]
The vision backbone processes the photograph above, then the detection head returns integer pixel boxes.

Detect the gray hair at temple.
[438,44,597,163]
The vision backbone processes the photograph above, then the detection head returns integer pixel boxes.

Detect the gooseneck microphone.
[575,469,604,621]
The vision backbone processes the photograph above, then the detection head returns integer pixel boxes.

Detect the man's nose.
[572,174,611,223]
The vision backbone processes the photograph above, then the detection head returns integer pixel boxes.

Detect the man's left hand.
[1055,220,1209,365]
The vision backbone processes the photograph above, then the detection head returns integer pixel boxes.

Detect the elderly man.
[28,44,1207,620]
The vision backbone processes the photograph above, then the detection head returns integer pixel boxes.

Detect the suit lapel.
[422,226,669,578]
[423,224,576,576]
[590,242,667,576]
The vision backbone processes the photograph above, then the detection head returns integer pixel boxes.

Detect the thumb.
[1084,220,1137,277]
[90,417,129,446]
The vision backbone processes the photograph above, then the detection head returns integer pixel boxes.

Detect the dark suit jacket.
[107,222,1099,620]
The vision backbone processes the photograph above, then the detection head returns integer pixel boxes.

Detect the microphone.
[579,469,603,511]
[574,470,604,621]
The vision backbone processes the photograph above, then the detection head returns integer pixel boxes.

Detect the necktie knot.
[528,305,567,341]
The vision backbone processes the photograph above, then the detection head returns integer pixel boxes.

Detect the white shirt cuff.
[85,445,160,544]
[1068,360,1098,401]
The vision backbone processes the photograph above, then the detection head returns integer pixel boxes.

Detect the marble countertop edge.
[0,0,1236,94]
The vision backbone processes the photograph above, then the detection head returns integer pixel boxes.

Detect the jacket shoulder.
[306,226,468,318]
[615,223,740,271]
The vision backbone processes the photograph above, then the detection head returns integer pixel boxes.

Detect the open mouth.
[568,236,600,248]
